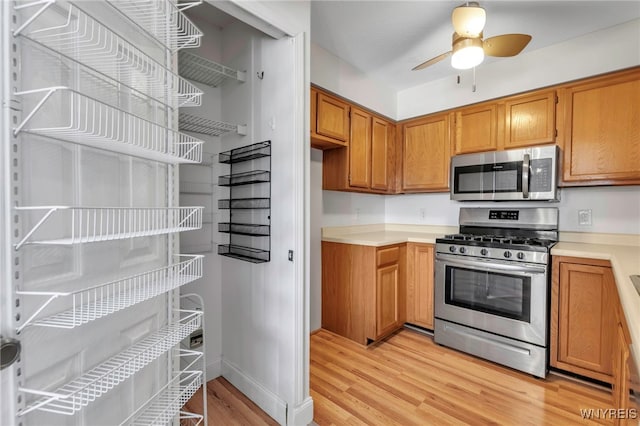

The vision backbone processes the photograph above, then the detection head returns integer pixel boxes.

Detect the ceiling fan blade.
[412,51,452,71]
[483,34,532,57]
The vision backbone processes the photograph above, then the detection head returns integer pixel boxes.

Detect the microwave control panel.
[529,158,553,192]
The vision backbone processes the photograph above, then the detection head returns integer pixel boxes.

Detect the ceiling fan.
[412,2,532,71]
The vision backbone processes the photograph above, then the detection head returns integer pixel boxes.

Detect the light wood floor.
[183,377,278,426]
[311,328,613,426]
[184,328,614,425]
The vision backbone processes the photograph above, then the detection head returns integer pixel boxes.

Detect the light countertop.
[322,224,640,374]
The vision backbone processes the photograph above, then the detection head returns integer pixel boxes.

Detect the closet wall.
[178,2,311,425]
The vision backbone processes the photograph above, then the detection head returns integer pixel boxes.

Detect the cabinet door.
[406,243,434,329]
[349,107,372,189]
[504,90,556,149]
[561,70,640,184]
[376,263,400,339]
[310,87,317,136]
[454,103,498,154]
[401,113,450,191]
[371,117,391,191]
[613,323,630,418]
[555,261,617,382]
[317,92,350,143]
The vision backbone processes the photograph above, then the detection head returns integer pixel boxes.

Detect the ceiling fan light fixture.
[451,37,484,70]
[452,2,486,37]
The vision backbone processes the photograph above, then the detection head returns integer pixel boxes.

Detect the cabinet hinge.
[555,129,558,137]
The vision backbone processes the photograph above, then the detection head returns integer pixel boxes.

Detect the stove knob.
[459,247,466,254]
[480,248,488,256]
[504,251,512,259]
[517,252,525,260]
[449,246,457,253]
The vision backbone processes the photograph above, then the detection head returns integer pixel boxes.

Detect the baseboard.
[288,396,314,426]
[206,356,222,381]
[222,359,287,425]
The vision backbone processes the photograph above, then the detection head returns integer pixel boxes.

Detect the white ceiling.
[311,1,640,91]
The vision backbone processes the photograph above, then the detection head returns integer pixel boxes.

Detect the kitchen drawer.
[377,246,400,266]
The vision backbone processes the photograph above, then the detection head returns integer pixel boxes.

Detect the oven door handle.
[436,254,547,275]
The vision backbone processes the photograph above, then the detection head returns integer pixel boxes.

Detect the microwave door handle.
[522,153,530,198]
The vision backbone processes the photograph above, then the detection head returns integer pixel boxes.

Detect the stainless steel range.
[434,207,558,378]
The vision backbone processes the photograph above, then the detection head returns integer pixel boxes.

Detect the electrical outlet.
[419,208,426,221]
[355,208,361,221]
[578,209,592,226]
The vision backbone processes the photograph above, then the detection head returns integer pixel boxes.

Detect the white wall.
[218,2,313,424]
[179,9,224,383]
[398,19,640,119]
[386,186,640,235]
[311,43,397,119]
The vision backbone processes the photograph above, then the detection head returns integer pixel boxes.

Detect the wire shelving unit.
[14,206,203,250]
[14,87,204,164]
[13,1,202,107]
[107,0,203,51]
[18,310,203,416]
[217,141,271,263]
[16,255,204,332]
[179,113,246,137]
[179,51,246,87]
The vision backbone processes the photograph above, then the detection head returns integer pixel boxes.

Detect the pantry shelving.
[16,255,204,332]
[179,113,247,137]
[178,51,246,87]
[14,206,204,250]
[13,1,202,107]
[7,0,209,424]
[217,141,271,263]
[107,0,203,51]
[18,310,203,416]
[14,87,204,164]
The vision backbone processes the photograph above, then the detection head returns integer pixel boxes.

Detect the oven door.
[434,253,549,347]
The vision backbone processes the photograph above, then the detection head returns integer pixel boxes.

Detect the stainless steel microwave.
[450,145,559,201]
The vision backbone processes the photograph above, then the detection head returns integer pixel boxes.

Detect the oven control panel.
[436,243,549,265]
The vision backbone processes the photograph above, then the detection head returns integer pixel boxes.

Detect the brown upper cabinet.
[558,68,640,186]
[348,107,372,189]
[503,90,557,149]
[400,113,451,192]
[313,66,640,192]
[320,87,396,193]
[311,87,350,150]
[454,102,498,154]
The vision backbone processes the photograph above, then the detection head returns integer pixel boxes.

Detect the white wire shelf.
[121,369,203,426]
[179,113,247,137]
[16,255,203,332]
[18,311,203,416]
[179,51,246,87]
[14,206,204,250]
[107,0,202,52]
[14,87,204,164]
[13,1,202,107]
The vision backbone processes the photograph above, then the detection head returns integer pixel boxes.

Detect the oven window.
[445,266,531,322]
[454,161,522,194]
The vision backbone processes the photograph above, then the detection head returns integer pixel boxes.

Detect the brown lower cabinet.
[551,255,639,422]
[406,243,434,330]
[321,241,405,345]
[551,256,617,383]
